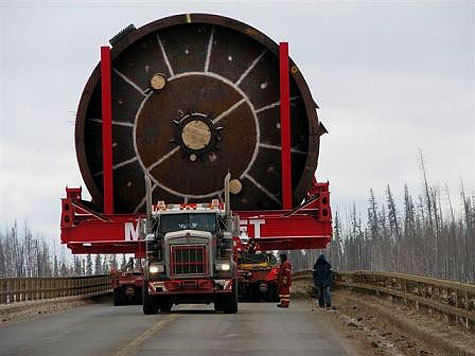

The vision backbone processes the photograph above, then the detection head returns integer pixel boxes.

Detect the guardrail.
[0,275,111,304]
[293,270,475,332]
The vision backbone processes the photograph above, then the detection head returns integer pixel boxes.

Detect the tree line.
[1,156,473,283]
[289,175,474,283]
[0,222,129,278]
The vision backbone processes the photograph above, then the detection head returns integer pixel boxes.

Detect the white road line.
[94,157,139,176]
[259,143,307,155]
[235,49,267,86]
[89,118,134,128]
[212,98,246,124]
[115,314,178,356]
[244,173,280,205]
[146,146,180,173]
[204,27,215,72]
[113,68,146,96]
[157,33,174,77]
[255,96,300,114]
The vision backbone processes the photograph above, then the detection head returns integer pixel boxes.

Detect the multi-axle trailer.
[60,14,332,313]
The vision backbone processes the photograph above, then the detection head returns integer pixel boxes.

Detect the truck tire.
[251,284,260,302]
[266,282,279,302]
[113,288,122,306]
[142,283,159,315]
[114,287,126,306]
[134,286,143,305]
[223,280,238,314]
[214,297,224,312]
[158,297,173,312]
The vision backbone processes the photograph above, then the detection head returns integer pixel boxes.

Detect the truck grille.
[170,245,207,276]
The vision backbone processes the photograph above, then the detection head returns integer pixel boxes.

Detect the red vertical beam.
[101,46,114,214]
[279,42,292,210]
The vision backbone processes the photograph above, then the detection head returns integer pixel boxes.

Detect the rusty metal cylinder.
[75,14,323,213]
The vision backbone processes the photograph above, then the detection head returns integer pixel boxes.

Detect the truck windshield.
[160,213,216,234]
[241,252,268,264]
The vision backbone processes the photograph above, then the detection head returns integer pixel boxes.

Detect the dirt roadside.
[300,288,475,355]
[0,294,111,325]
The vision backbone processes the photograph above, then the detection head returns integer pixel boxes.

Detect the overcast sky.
[0,1,474,243]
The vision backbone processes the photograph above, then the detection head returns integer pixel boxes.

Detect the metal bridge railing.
[293,270,475,332]
[0,275,111,305]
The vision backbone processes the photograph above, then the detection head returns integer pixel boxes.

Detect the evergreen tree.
[94,254,103,275]
[86,254,93,276]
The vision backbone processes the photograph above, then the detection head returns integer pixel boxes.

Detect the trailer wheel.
[223,279,238,314]
[134,286,143,305]
[113,287,125,306]
[142,284,159,315]
[250,284,260,302]
[266,282,279,302]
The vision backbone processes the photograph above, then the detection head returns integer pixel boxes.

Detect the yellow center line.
[115,314,178,355]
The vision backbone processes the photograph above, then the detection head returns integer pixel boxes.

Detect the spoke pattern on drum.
[204,27,215,72]
[94,157,139,176]
[134,183,158,213]
[77,15,319,212]
[212,98,246,124]
[259,143,306,155]
[255,96,300,114]
[244,173,280,205]
[146,146,181,173]
[235,49,267,86]
[156,33,174,77]
[113,68,146,96]
[89,118,134,128]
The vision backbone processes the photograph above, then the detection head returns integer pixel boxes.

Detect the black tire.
[158,297,173,312]
[214,297,224,312]
[266,282,279,302]
[134,286,143,305]
[142,283,159,315]
[113,287,122,306]
[251,284,260,302]
[223,280,238,314]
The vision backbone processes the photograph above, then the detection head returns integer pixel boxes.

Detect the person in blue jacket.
[313,254,333,307]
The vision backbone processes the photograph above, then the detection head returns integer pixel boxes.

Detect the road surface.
[0,300,354,355]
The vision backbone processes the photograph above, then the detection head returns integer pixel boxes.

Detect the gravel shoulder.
[299,287,475,356]
[0,294,111,325]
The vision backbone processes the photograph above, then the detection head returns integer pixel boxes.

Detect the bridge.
[1,271,473,355]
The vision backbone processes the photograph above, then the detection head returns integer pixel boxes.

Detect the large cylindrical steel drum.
[76,14,322,213]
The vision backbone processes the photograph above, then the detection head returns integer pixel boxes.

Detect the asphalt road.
[0,300,354,356]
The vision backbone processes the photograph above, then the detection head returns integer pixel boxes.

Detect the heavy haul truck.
[60,14,333,313]
[141,175,239,314]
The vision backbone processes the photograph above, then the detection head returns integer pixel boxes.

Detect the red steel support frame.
[279,42,292,210]
[101,46,114,214]
[60,43,332,256]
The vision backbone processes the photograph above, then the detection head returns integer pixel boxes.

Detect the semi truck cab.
[142,196,239,314]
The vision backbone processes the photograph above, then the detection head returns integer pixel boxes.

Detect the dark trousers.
[317,285,331,307]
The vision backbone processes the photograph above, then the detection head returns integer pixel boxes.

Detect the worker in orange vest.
[277,253,292,308]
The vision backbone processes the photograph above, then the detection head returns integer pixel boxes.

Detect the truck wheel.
[158,297,173,312]
[266,282,279,302]
[142,283,159,315]
[223,280,238,314]
[214,297,224,312]
[251,284,260,302]
[113,288,122,306]
[134,286,143,305]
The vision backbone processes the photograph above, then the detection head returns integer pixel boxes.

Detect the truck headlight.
[149,263,164,274]
[216,263,231,271]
